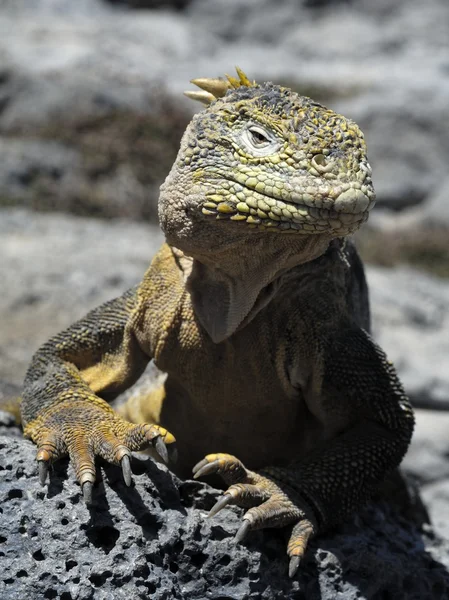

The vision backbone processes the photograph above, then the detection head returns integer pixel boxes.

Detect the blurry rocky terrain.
[1,0,449,598]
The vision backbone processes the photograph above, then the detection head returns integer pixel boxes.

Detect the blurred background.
[0,0,449,533]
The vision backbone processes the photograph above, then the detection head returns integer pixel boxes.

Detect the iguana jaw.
[199,172,374,237]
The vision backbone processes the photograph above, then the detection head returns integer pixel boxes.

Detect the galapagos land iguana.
[21,68,414,577]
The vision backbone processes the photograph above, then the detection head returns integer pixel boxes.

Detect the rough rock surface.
[1,433,449,600]
[402,409,449,543]
[368,266,449,409]
[0,0,448,216]
[420,175,449,228]
[0,209,163,385]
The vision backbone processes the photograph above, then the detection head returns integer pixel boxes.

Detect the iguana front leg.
[22,286,176,503]
[194,328,414,576]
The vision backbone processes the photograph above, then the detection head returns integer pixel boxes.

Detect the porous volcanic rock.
[1,434,449,600]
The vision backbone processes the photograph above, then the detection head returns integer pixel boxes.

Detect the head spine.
[184,67,256,105]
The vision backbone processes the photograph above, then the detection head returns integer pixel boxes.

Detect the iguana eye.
[241,124,280,156]
[248,126,270,147]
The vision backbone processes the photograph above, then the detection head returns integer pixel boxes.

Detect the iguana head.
[159,68,376,341]
[159,67,375,257]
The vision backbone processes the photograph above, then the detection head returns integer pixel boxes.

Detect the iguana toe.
[287,520,314,577]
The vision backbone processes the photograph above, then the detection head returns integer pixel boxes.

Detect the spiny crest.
[184,66,256,106]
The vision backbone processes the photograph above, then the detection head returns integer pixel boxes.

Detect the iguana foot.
[193,453,316,577]
[25,399,176,504]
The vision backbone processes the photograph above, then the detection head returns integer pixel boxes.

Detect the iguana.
[21,68,414,577]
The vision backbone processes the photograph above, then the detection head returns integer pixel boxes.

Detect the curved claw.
[120,455,132,487]
[234,519,251,544]
[208,494,233,518]
[192,457,208,478]
[38,460,49,486]
[289,556,301,578]
[154,436,169,464]
[82,481,93,505]
[192,459,217,479]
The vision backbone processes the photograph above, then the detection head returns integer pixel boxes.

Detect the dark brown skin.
[21,70,414,576]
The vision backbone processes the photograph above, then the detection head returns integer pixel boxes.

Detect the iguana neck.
[185,234,332,343]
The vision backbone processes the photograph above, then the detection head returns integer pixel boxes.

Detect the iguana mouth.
[201,177,373,235]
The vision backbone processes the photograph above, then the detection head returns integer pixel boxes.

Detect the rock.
[0,137,80,201]
[403,409,449,543]
[0,209,163,385]
[420,176,449,228]
[421,481,449,543]
[0,0,194,219]
[0,382,21,437]
[368,265,449,410]
[106,0,190,8]
[0,411,21,438]
[403,410,449,486]
[1,0,449,217]
[1,434,449,599]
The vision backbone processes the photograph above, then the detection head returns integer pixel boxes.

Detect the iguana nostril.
[311,154,333,173]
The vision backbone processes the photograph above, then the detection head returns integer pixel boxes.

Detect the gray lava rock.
[403,409,449,487]
[403,409,449,544]
[420,175,449,228]
[1,434,449,600]
[0,382,21,438]
[0,137,81,201]
[0,0,448,215]
[106,0,190,9]
[368,266,449,410]
[0,209,163,385]
[0,411,21,438]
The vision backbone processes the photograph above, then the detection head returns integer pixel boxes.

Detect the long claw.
[38,460,49,486]
[192,460,216,480]
[120,455,132,487]
[154,436,169,464]
[234,519,251,544]
[192,458,208,477]
[208,494,233,518]
[289,556,301,578]
[82,481,93,505]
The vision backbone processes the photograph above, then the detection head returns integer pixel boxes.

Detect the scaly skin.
[22,69,414,576]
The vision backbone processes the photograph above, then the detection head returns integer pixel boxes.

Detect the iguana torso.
[124,240,367,477]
